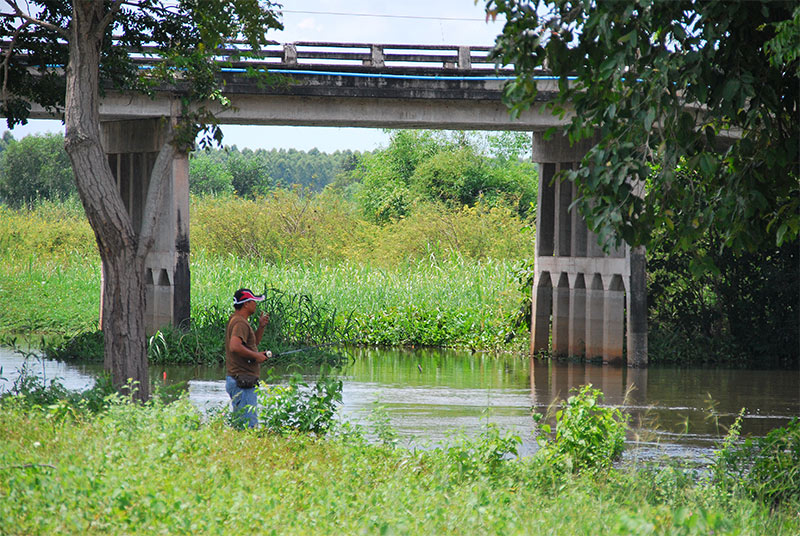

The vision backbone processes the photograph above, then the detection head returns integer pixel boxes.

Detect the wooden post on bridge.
[529,131,648,366]
[100,118,191,334]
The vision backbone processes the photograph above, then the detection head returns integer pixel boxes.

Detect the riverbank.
[2,196,797,367]
[1,250,529,363]
[2,387,798,535]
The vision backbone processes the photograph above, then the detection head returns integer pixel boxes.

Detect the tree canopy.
[0,0,283,399]
[0,132,74,206]
[1,0,282,147]
[343,130,538,224]
[486,0,799,255]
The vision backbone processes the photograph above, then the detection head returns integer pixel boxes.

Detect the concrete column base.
[101,118,190,334]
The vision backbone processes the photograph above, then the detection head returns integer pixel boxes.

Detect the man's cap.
[233,288,265,305]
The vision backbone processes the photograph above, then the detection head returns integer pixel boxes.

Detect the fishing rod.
[271,339,355,358]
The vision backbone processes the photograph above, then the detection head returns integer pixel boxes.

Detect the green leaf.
[722,79,741,102]
[698,153,717,177]
[644,108,656,132]
[776,223,789,245]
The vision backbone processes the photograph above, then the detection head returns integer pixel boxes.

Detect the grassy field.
[1,389,797,535]
[0,196,531,359]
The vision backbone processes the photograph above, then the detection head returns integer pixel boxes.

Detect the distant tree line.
[0,132,364,205]
[189,146,363,197]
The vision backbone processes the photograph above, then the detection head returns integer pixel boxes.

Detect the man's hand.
[258,313,270,329]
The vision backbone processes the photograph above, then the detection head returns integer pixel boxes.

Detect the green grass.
[0,252,101,335]
[1,396,797,535]
[192,252,522,348]
[1,251,526,362]
[1,196,530,356]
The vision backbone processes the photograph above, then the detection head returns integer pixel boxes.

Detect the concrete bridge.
[20,41,648,366]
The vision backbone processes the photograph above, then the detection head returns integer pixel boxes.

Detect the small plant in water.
[257,368,343,436]
[535,384,629,474]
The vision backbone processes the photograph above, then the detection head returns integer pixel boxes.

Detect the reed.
[1,195,530,360]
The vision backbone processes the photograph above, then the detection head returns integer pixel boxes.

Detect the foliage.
[370,201,535,265]
[0,133,75,207]
[347,130,537,223]
[190,189,374,264]
[535,384,629,474]
[191,189,534,266]
[188,152,234,195]
[444,422,521,481]
[714,413,800,506]
[188,146,362,196]
[1,392,798,535]
[258,369,343,436]
[487,0,799,253]
[648,214,799,367]
[0,198,95,260]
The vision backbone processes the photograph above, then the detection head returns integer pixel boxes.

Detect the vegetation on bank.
[1,371,798,535]
[0,130,797,368]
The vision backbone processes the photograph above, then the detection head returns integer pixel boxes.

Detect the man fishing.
[225,288,272,428]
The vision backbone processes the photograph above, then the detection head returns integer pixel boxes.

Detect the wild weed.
[535,384,629,474]
[257,368,343,436]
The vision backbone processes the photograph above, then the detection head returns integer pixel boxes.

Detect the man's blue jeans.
[226,375,258,429]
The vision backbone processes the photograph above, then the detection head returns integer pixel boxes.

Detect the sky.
[1,1,508,153]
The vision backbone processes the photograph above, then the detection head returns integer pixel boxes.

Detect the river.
[1,345,797,464]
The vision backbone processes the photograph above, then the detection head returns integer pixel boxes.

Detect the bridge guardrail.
[3,40,521,74]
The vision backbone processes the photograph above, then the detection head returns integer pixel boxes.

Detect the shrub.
[535,384,629,474]
[258,370,343,436]
[714,413,800,506]
[444,423,522,481]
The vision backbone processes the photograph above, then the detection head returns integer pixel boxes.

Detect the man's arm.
[229,336,270,363]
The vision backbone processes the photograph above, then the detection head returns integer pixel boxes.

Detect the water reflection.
[2,345,798,464]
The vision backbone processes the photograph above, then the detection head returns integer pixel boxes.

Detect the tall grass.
[190,190,535,265]
[1,195,531,356]
[192,252,522,349]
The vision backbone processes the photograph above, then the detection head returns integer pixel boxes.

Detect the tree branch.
[97,0,126,38]
[0,18,30,110]
[2,0,69,38]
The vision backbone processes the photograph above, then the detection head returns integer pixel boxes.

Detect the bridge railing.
[2,40,518,74]
[130,42,508,72]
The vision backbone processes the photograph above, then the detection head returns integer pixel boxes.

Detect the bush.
[535,384,629,474]
[0,198,95,260]
[191,190,372,264]
[258,370,343,436]
[714,414,800,506]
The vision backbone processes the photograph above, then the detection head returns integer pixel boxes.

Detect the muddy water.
[2,345,797,463]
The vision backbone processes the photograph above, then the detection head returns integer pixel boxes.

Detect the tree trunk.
[64,1,151,400]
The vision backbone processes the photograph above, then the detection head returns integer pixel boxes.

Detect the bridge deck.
[8,41,568,130]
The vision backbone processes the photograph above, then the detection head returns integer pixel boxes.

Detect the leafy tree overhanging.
[0,0,283,400]
[486,0,799,256]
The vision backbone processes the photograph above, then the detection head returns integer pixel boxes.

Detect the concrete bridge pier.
[100,118,191,334]
[529,132,648,366]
